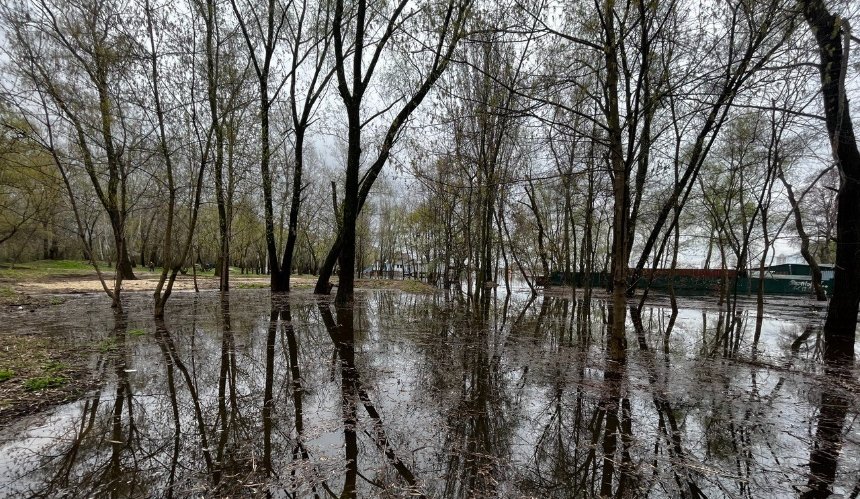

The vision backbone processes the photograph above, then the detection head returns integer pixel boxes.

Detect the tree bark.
[802,0,860,352]
[202,0,230,292]
[603,0,629,358]
[111,216,136,280]
[280,128,304,292]
[336,103,362,305]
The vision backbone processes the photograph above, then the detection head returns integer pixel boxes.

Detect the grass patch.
[0,285,23,306]
[21,360,69,390]
[24,375,67,391]
[1,333,92,424]
[0,260,101,280]
[43,360,68,373]
[237,282,269,289]
[96,337,118,353]
[29,260,95,271]
[129,328,147,337]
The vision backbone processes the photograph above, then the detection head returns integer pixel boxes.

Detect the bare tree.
[315,0,472,304]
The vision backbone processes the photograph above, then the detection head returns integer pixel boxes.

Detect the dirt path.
[11,273,302,295]
[7,272,435,297]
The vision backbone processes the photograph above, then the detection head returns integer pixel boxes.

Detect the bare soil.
[5,272,436,298]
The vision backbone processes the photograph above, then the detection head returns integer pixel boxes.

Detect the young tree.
[279,0,336,291]
[144,0,209,317]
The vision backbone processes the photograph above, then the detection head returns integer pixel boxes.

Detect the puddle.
[0,289,857,497]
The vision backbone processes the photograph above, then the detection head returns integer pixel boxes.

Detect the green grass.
[96,337,118,353]
[43,360,68,373]
[129,328,147,337]
[237,282,268,289]
[0,369,14,382]
[22,361,69,390]
[24,375,66,391]
[30,260,95,270]
[0,260,102,280]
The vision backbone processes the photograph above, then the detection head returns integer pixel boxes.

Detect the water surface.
[0,289,857,498]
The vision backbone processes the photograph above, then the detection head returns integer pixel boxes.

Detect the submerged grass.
[96,337,117,352]
[43,361,68,372]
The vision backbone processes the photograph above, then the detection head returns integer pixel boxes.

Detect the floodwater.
[0,289,858,498]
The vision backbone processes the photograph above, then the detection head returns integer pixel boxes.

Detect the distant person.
[148,260,155,272]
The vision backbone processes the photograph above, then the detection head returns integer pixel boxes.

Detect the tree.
[230,0,292,291]
[801,0,860,353]
[279,0,336,291]
[144,0,209,317]
[0,114,61,252]
[317,0,472,304]
[2,0,141,281]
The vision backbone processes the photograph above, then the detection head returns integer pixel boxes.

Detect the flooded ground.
[0,288,857,498]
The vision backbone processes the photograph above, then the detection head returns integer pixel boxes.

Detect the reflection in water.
[802,343,853,499]
[215,291,238,488]
[320,302,424,497]
[0,290,857,498]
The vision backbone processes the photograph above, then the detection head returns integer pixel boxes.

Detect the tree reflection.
[4,290,857,498]
[281,298,321,497]
[631,305,706,498]
[214,291,239,487]
[596,304,631,497]
[37,310,125,496]
[801,342,853,498]
[319,301,424,497]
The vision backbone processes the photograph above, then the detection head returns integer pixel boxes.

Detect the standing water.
[0,289,857,498]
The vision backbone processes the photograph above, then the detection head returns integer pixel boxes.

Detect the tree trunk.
[778,170,827,301]
[604,0,628,358]
[525,182,550,279]
[280,129,305,292]
[208,0,229,293]
[336,104,361,305]
[802,0,860,353]
[112,222,136,280]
